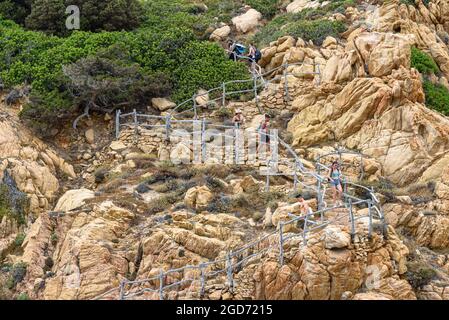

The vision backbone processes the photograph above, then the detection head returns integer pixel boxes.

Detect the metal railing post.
[317,178,322,211]
[234,123,239,164]
[159,271,164,300]
[368,200,373,239]
[279,223,284,265]
[133,109,138,144]
[201,117,206,163]
[265,163,270,192]
[119,280,125,300]
[199,263,206,298]
[222,82,226,106]
[283,68,289,103]
[165,114,171,141]
[349,199,355,242]
[303,213,309,246]
[254,75,259,110]
[115,109,121,139]
[360,154,365,181]
[293,160,298,191]
[226,252,234,293]
[193,94,198,120]
[343,178,348,206]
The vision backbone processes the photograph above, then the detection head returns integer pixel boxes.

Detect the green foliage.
[245,0,279,18]
[141,0,243,38]
[173,41,251,102]
[0,19,249,132]
[405,261,437,290]
[50,232,58,245]
[0,0,31,25]
[400,0,416,5]
[411,46,439,75]
[254,10,347,47]
[0,181,28,226]
[17,292,30,300]
[25,0,143,35]
[7,262,27,289]
[14,233,26,247]
[422,80,449,116]
[62,44,172,113]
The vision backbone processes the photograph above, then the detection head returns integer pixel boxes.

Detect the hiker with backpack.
[257,114,271,154]
[248,44,261,63]
[328,161,343,206]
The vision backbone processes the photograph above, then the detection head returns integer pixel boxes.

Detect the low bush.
[205,176,226,191]
[0,177,29,226]
[14,233,26,247]
[16,292,30,300]
[146,192,183,215]
[7,262,27,289]
[422,80,449,116]
[411,47,439,75]
[245,0,279,18]
[405,261,437,290]
[0,17,250,134]
[253,2,349,46]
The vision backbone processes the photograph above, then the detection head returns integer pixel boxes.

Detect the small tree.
[25,0,143,34]
[62,45,172,117]
[0,0,32,25]
[25,0,66,35]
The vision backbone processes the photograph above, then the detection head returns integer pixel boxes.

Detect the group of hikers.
[294,161,343,222]
[232,108,344,212]
[232,109,271,152]
[227,40,262,65]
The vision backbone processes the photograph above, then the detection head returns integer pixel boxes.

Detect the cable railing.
[101,56,388,301]
[93,189,382,300]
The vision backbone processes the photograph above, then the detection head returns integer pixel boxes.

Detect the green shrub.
[17,292,30,300]
[25,0,144,35]
[50,232,58,245]
[0,178,29,226]
[14,233,26,247]
[423,80,449,116]
[205,176,226,191]
[254,17,346,47]
[0,19,250,133]
[0,0,31,25]
[172,41,251,102]
[7,262,27,289]
[284,19,346,46]
[405,261,437,290]
[411,46,439,75]
[245,0,279,18]
[400,0,416,5]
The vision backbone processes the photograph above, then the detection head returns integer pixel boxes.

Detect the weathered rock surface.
[0,115,76,213]
[232,8,262,34]
[184,186,214,211]
[252,225,415,300]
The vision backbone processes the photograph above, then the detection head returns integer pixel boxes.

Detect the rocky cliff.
[2,0,449,301]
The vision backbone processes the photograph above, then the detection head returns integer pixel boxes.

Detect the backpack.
[255,49,262,62]
[235,44,246,55]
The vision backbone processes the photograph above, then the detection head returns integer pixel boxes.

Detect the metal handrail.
[102,52,388,301]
